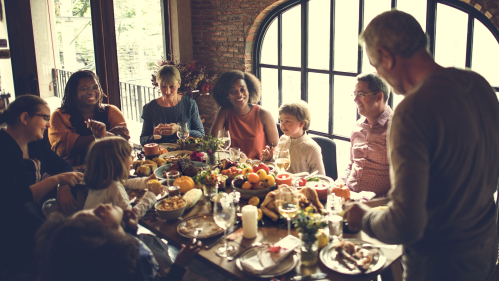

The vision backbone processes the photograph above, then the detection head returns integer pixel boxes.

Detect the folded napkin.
[241,235,300,275]
[349,191,376,202]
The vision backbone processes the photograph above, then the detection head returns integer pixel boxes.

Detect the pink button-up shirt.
[337,106,393,197]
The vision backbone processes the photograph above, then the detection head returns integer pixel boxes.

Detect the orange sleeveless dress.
[226,105,268,160]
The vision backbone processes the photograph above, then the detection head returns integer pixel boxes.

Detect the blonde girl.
[83,137,161,218]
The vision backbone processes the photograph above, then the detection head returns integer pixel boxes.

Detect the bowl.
[303,175,335,200]
[155,199,186,220]
[232,177,277,200]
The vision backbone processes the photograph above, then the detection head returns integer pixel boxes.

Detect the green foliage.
[195,134,223,156]
[292,207,327,240]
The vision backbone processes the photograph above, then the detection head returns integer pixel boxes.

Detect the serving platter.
[158,143,179,151]
[127,188,168,204]
[177,214,224,239]
[320,238,386,275]
[235,247,299,278]
[159,150,192,161]
[154,161,206,179]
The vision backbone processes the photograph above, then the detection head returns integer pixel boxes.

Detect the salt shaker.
[241,205,258,239]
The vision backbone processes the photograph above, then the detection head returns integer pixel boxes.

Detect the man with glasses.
[335,73,392,198]
[345,10,499,281]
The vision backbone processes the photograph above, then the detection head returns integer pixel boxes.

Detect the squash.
[152,157,166,167]
[183,189,202,209]
[136,165,151,177]
[174,176,196,194]
[332,184,350,200]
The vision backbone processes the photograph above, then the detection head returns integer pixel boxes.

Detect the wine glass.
[218,129,231,151]
[274,148,290,174]
[278,185,299,236]
[213,193,237,258]
[177,122,189,149]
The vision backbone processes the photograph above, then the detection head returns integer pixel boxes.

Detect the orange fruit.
[247,172,260,183]
[242,181,253,190]
[248,197,260,206]
[264,175,275,187]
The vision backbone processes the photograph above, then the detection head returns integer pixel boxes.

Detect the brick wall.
[190,0,499,132]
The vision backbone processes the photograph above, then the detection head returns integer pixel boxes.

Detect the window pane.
[282,70,301,105]
[472,19,499,87]
[392,92,404,110]
[362,0,391,73]
[334,0,359,72]
[261,68,279,122]
[114,0,164,86]
[335,139,351,180]
[434,4,467,68]
[333,75,357,136]
[308,73,329,132]
[282,5,301,67]
[397,0,427,31]
[308,0,330,70]
[261,18,278,65]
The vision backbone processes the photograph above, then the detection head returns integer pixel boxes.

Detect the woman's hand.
[55,172,84,187]
[57,185,76,213]
[174,238,203,267]
[159,123,179,136]
[85,119,108,138]
[261,145,274,161]
[153,123,167,135]
[108,126,130,140]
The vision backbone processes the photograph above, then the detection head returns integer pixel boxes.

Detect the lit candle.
[143,143,159,156]
[242,205,258,239]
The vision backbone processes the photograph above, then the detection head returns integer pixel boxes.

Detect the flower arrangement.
[195,168,226,186]
[151,58,217,100]
[196,134,223,157]
[292,207,328,241]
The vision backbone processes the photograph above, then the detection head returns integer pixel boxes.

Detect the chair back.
[311,136,338,180]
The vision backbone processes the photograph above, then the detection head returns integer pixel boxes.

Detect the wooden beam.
[90,0,121,109]
[4,0,39,96]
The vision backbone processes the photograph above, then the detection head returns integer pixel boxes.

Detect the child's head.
[278,101,311,137]
[84,136,132,190]
[35,211,138,281]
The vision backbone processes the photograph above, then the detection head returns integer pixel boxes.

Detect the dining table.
[140,192,403,281]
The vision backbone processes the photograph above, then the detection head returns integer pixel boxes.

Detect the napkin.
[241,235,300,275]
[349,191,376,202]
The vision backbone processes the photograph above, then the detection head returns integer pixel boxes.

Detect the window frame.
[254,0,499,141]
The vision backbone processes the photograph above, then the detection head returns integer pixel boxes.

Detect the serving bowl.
[154,199,186,220]
[302,175,335,200]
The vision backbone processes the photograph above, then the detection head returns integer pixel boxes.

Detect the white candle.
[242,205,258,239]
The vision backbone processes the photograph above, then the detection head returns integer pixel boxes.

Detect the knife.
[205,225,240,250]
[290,273,328,281]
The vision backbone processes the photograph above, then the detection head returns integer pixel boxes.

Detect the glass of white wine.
[274,148,290,174]
[278,185,299,236]
[177,121,189,149]
[213,193,237,258]
[217,129,231,152]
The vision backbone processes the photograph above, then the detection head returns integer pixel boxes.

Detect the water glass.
[166,171,180,187]
[218,129,231,151]
[213,194,237,258]
[229,147,241,162]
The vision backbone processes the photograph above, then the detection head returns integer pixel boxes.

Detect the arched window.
[254,0,499,171]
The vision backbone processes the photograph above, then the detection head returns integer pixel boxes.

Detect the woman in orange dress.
[211,71,279,160]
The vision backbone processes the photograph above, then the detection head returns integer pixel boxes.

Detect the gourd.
[174,176,196,194]
[332,185,350,200]
[183,189,202,209]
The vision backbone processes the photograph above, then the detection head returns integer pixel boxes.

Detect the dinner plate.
[154,161,206,179]
[159,150,193,161]
[177,214,224,239]
[320,238,386,275]
[158,143,179,151]
[235,247,299,278]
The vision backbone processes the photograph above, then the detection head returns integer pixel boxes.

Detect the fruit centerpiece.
[231,162,277,199]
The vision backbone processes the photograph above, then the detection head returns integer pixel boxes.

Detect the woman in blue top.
[140,65,205,145]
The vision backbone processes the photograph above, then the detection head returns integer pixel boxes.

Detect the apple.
[253,165,261,173]
[258,163,270,174]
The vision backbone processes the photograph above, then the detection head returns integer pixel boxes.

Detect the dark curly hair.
[60,70,106,122]
[212,70,261,108]
[35,213,139,281]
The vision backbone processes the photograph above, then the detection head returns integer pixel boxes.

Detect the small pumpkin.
[332,184,350,200]
[174,176,196,194]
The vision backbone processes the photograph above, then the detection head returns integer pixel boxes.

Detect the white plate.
[158,143,179,150]
[320,238,386,275]
[159,150,193,160]
[236,247,299,278]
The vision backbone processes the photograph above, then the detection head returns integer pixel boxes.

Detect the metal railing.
[53,68,157,123]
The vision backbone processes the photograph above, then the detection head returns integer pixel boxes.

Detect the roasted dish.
[333,240,379,272]
[260,185,323,221]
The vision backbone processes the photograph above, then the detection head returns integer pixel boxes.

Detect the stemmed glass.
[213,193,237,257]
[278,185,299,236]
[217,129,231,153]
[274,148,290,174]
[177,122,189,149]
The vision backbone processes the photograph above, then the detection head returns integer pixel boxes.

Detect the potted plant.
[292,207,328,266]
[195,167,226,199]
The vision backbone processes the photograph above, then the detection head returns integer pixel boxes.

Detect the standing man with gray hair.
[345,10,499,281]
[335,73,392,198]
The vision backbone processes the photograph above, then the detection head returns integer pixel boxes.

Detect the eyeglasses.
[351,92,378,99]
[32,114,50,122]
